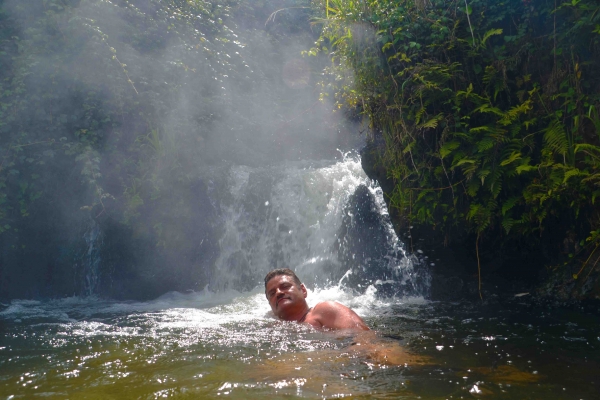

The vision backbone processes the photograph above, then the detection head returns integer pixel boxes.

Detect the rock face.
[337,184,396,282]
[359,141,552,301]
[537,254,600,300]
[336,184,430,297]
[0,177,221,301]
[96,178,221,300]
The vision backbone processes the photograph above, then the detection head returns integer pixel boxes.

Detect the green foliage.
[0,0,314,247]
[310,0,600,261]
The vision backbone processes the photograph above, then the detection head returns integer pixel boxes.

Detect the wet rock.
[430,275,465,301]
[337,185,396,286]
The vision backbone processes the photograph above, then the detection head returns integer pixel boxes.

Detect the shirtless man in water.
[263,268,430,368]
[264,268,369,331]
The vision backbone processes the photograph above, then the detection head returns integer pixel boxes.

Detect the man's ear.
[301,284,307,298]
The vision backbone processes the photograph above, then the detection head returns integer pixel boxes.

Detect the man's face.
[265,274,307,320]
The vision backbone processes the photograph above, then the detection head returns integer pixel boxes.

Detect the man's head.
[264,268,302,295]
[264,268,308,320]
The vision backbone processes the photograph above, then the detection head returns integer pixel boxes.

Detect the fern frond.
[581,173,600,184]
[502,216,515,234]
[467,179,480,196]
[454,158,476,167]
[548,165,565,188]
[500,151,522,167]
[462,162,479,178]
[417,113,443,130]
[502,196,520,215]
[563,167,587,183]
[523,118,537,130]
[483,65,497,85]
[473,103,504,117]
[488,168,503,198]
[499,99,532,125]
[477,136,495,152]
[415,107,425,125]
[478,168,491,185]
[543,119,569,155]
[481,28,503,46]
[516,157,534,174]
[439,140,460,159]
[575,143,600,160]
[469,125,493,133]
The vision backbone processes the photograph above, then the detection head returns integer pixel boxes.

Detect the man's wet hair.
[264,268,302,294]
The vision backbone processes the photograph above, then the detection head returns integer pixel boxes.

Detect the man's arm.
[309,301,369,331]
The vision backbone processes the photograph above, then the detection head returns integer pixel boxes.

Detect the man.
[264,268,369,331]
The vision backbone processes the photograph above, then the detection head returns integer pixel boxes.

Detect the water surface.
[2,288,599,399]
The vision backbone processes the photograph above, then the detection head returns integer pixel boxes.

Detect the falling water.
[78,218,103,296]
[208,152,430,297]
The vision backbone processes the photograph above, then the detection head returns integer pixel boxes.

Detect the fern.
[487,168,503,198]
[516,158,535,174]
[417,113,443,130]
[502,196,520,215]
[469,125,493,133]
[544,119,569,156]
[499,100,532,126]
[467,179,480,197]
[502,215,515,234]
[483,65,497,85]
[481,28,503,46]
[473,103,504,116]
[582,173,600,185]
[563,167,584,183]
[439,140,460,159]
[477,168,491,185]
[575,143,600,160]
[477,136,495,152]
[500,151,522,167]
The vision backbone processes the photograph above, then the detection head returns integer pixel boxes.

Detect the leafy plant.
[309,0,600,294]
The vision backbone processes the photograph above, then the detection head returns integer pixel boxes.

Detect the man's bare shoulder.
[309,301,369,331]
[312,300,344,312]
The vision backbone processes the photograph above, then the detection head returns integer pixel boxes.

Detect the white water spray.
[209,152,429,298]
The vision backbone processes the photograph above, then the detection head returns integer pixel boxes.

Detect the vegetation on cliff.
[310,0,600,294]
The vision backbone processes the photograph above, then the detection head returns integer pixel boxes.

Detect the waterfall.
[77,218,103,296]
[208,152,430,297]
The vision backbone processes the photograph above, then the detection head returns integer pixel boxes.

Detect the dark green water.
[1,289,599,399]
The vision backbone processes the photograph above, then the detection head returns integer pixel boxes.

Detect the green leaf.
[544,120,569,155]
[481,28,503,46]
[417,113,443,130]
[454,158,476,167]
[439,141,460,159]
[563,168,585,183]
[500,151,522,167]
[477,137,494,152]
[502,216,515,234]
[502,196,520,215]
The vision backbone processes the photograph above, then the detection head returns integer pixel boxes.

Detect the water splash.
[209,152,429,297]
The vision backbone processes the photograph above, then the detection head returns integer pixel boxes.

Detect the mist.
[0,0,374,300]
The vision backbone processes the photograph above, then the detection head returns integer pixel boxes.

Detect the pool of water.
[1,287,599,399]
